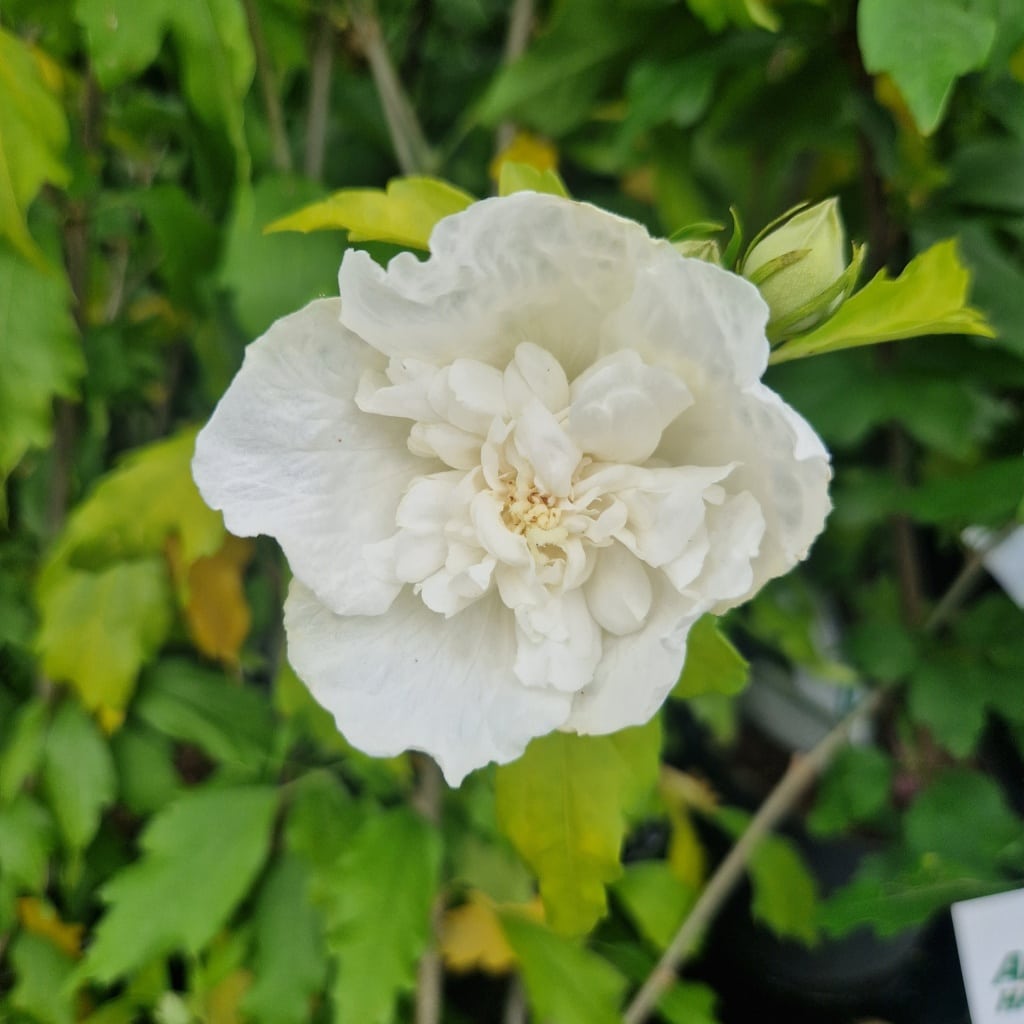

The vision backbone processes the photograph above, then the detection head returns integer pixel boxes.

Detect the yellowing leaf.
[266,177,476,249]
[36,559,173,714]
[498,161,569,198]
[0,28,70,267]
[179,534,253,666]
[494,720,661,936]
[771,239,995,364]
[490,131,558,182]
[205,969,253,1024]
[17,898,83,958]
[440,894,543,974]
[44,427,224,571]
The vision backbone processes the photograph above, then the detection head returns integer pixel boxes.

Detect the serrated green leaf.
[613,861,696,949]
[134,659,274,772]
[672,616,749,699]
[41,700,116,851]
[36,559,173,713]
[498,162,569,198]
[770,240,995,364]
[41,427,224,572]
[266,175,475,250]
[109,724,180,816]
[499,912,627,1024]
[10,932,77,1024]
[819,849,1009,937]
[908,661,988,757]
[81,785,278,983]
[495,720,661,935]
[0,29,70,267]
[807,746,894,836]
[0,793,56,891]
[243,855,327,1024]
[858,0,996,134]
[0,699,49,803]
[0,242,82,483]
[716,807,819,944]
[321,809,441,1024]
[75,0,253,159]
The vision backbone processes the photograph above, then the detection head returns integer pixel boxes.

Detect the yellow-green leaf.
[671,616,749,699]
[771,239,995,364]
[498,161,569,198]
[0,29,70,267]
[266,176,476,249]
[36,559,173,713]
[494,720,661,935]
[43,427,224,573]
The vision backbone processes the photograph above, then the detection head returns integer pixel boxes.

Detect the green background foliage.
[1,0,1023,1021]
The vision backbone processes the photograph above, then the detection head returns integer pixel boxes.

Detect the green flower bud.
[741,198,861,339]
[672,237,722,264]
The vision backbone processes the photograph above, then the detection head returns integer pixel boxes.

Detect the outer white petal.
[565,576,697,734]
[192,299,424,616]
[659,380,831,602]
[337,193,664,379]
[285,581,573,785]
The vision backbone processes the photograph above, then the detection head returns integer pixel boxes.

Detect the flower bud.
[673,237,722,264]
[741,198,858,338]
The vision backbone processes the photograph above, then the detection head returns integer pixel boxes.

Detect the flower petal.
[192,299,423,616]
[565,576,696,734]
[513,590,602,692]
[568,350,691,463]
[285,581,573,785]
[513,399,581,498]
[584,542,653,636]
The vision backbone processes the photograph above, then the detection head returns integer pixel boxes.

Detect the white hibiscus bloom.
[193,192,831,785]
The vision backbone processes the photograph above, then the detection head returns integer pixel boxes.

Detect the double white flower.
[193,192,831,784]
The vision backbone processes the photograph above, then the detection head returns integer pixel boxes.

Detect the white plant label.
[953,888,1024,1021]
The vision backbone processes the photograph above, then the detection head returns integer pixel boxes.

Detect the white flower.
[193,192,831,785]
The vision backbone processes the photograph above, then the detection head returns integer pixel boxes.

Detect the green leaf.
[495,720,661,935]
[685,0,779,32]
[220,175,348,338]
[41,427,224,571]
[41,700,116,851]
[499,912,628,1024]
[75,0,253,158]
[0,29,70,267]
[36,559,173,714]
[0,242,82,483]
[716,808,819,944]
[109,724,181,816]
[672,616,749,699]
[266,175,475,250]
[81,785,278,982]
[0,793,56,891]
[819,849,1009,937]
[613,861,696,949]
[134,659,274,772]
[807,746,894,836]
[770,240,995,364]
[322,809,441,1024]
[858,0,997,134]
[498,162,569,198]
[0,699,49,802]
[908,661,988,757]
[9,932,77,1024]
[902,456,1023,526]
[243,855,328,1024]
[905,770,1023,872]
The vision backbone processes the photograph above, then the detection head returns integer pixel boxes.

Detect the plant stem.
[350,0,434,175]
[412,754,444,1024]
[241,0,293,173]
[623,687,885,1024]
[305,7,335,179]
[503,976,528,1024]
[495,0,535,152]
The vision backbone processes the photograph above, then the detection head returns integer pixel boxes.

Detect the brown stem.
[242,0,294,173]
[349,0,434,175]
[412,754,444,1024]
[304,8,335,179]
[495,0,535,153]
